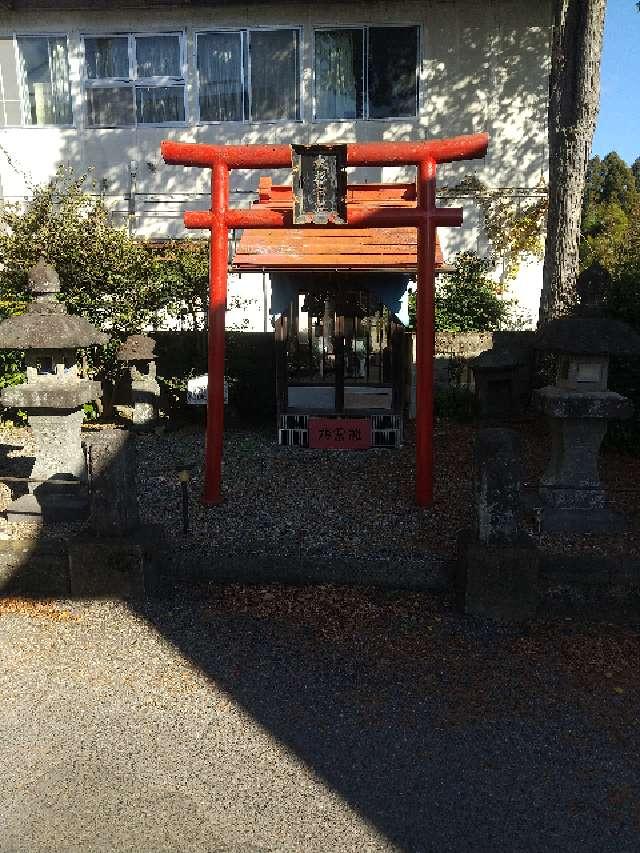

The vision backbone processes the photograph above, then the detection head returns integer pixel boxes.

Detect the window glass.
[84,36,129,79]
[136,35,181,78]
[197,31,243,121]
[86,86,134,127]
[84,33,185,126]
[368,26,418,118]
[250,29,299,121]
[17,36,72,125]
[136,85,185,123]
[315,29,363,120]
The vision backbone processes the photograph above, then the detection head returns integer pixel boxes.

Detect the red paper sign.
[308,417,371,449]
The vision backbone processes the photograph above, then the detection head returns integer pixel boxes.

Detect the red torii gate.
[161,133,489,507]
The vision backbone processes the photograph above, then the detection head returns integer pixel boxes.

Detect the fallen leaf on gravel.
[0,598,80,621]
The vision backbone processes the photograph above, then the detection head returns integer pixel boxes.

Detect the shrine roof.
[232,179,444,272]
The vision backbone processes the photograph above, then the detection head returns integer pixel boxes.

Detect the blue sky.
[592,0,640,164]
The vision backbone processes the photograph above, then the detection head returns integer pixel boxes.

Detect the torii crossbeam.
[161,133,489,507]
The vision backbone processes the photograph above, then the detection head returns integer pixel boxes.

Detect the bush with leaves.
[408,251,510,331]
[0,168,212,401]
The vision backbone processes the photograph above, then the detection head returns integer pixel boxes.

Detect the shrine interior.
[272,271,411,449]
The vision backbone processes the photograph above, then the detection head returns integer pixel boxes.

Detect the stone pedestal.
[470,349,524,420]
[131,375,161,428]
[84,428,139,535]
[116,336,160,429]
[456,428,540,621]
[1,388,100,522]
[533,387,632,533]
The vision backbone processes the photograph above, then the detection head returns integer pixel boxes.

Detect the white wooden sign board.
[187,375,228,405]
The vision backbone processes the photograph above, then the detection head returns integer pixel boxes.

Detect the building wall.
[0,0,552,325]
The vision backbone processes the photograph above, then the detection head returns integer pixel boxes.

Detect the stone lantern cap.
[0,258,109,351]
[470,348,523,371]
[116,334,156,362]
[535,317,640,356]
[536,262,640,356]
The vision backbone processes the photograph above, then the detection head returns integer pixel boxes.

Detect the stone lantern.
[0,259,109,522]
[116,334,160,428]
[532,264,640,533]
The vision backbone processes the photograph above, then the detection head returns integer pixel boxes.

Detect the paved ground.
[0,585,639,853]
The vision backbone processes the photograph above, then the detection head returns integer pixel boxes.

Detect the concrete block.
[68,525,165,599]
[69,536,145,599]
[456,534,540,622]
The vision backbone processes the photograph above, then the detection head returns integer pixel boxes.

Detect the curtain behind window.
[84,36,129,79]
[136,35,181,78]
[18,36,71,125]
[198,32,243,122]
[315,30,363,120]
[250,29,298,121]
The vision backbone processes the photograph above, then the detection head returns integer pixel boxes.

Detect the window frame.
[312,23,421,122]
[10,32,74,128]
[194,25,303,125]
[81,30,188,128]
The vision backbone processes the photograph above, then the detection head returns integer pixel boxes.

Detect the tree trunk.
[539,0,607,323]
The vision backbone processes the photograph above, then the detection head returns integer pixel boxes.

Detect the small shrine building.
[233,178,444,449]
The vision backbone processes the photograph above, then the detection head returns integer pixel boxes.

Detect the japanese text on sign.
[308,417,371,449]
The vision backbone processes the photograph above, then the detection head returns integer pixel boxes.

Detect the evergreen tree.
[601,152,639,210]
[632,157,640,192]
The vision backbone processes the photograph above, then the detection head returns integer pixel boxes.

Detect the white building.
[0,0,552,327]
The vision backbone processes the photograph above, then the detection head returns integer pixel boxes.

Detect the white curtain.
[315,30,361,120]
[197,32,243,121]
[49,38,71,125]
[17,36,71,125]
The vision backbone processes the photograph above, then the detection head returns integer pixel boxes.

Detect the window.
[314,26,419,120]
[15,35,72,125]
[83,33,185,127]
[196,28,300,122]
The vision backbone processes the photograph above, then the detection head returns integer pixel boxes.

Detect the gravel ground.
[1,417,639,565]
[0,587,639,852]
[134,420,473,584]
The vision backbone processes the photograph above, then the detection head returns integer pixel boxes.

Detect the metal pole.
[204,161,229,505]
[416,158,437,508]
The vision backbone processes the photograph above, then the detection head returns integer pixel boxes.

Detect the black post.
[181,480,189,534]
[335,333,345,413]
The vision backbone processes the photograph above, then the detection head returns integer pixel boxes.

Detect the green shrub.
[408,251,511,331]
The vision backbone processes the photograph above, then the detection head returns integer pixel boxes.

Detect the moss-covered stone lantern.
[116,333,160,428]
[532,263,640,533]
[0,259,109,522]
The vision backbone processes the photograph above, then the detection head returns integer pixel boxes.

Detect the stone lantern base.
[4,407,90,524]
[533,387,632,534]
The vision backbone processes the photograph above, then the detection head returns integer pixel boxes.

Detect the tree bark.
[539,0,607,323]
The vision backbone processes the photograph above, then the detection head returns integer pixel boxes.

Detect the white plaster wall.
[0,0,552,322]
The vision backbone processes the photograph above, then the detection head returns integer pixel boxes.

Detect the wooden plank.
[234,255,417,268]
